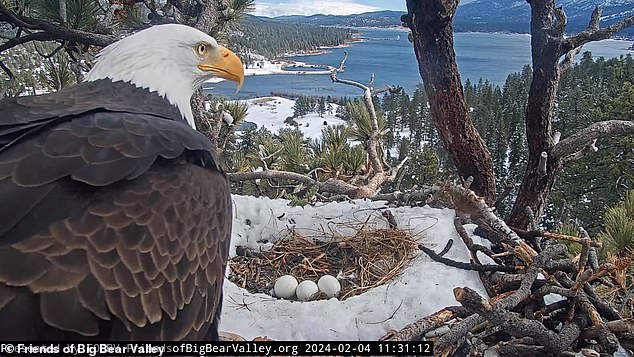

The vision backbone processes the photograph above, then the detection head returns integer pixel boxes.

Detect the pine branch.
[0,5,116,50]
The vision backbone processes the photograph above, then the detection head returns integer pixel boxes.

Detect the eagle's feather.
[0,80,232,341]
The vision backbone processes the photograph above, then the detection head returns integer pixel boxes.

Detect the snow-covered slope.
[455,0,634,36]
[242,97,345,140]
[219,195,490,341]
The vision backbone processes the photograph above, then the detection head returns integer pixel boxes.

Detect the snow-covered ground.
[242,97,346,140]
[219,195,490,341]
[205,56,334,84]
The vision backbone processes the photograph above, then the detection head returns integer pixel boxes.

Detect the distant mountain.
[256,1,634,38]
[455,0,634,36]
[264,10,404,27]
[268,10,402,28]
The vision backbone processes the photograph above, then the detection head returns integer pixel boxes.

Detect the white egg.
[296,280,319,301]
[274,275,298,299]
[318,275,341,298]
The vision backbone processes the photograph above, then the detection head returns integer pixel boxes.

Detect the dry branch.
[330,51,383,175]
[551,120,634,163]
[443,183,524,246]
[371,187,439,204]
[582,318,634,338]
[455,286,584,354]
[419,244,518,273]
[561,11,634,55]
[380,306,468,341]
[543,231,602,248]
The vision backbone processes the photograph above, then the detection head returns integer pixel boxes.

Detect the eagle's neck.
[85,48,199,129]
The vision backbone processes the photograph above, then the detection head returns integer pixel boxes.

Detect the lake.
[206,28,633,100]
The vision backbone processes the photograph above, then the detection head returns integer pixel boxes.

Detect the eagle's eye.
[196,43,207,56]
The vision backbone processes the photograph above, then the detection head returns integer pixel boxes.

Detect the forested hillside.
[387,53,633,233]
[230,15,355,60]
[226,53,633,234]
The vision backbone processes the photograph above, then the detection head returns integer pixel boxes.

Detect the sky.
[251,0,406,17]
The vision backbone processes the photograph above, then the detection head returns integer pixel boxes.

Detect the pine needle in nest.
[228,225,419,300]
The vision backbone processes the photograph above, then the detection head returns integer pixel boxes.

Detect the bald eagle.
[0,24,244,340]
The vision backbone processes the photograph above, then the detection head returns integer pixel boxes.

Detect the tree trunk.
[508,0,564,229]
[405,0,497,205]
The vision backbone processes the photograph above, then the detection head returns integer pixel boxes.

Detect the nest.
[228,226,419,300]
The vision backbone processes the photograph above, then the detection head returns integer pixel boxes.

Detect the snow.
[241,97,346,140]
[205,58,334,84]
[219,195,490,341]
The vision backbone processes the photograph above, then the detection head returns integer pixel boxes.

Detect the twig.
[437,239,453,257]
[543,231,602,248]
[366,300,403,324]
[418,244,518,273]
[0,60,15,80]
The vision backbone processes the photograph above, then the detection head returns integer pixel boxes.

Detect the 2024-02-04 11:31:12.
[375,341,433,354]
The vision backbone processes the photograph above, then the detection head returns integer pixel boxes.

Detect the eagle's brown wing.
[0,84,232,340]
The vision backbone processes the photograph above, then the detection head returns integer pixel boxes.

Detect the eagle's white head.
[85,24,245,129]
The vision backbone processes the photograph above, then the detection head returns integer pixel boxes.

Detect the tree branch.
[0,5,117,48]
[227,168,401,199]
[330,51,384,174]
[380,306,469,341]
[560,12,634,55]
[0,31,55,53]
[551,120,634,162]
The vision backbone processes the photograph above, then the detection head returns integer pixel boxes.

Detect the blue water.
[206,28,633,99]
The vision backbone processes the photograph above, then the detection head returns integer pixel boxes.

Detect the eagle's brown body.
[0,79,232,340]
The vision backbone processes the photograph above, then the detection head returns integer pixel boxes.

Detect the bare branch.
[419,244,518,273]
[551,120,634,162]
[59,0,67,26]
[559,45,582,74]
[227,169,397,199]
[371,187,439,203]
[560,13,634,55]
[0,60,15,80]
[443,183,524,245]
[228,169,316,186]
[553,6,567,35]
[582,319,634,339]
[387,156,409,181]
[0,31,55,53]
[334,50,348,72]
[330,52,384,175]
[454,286,583,354]
[588,6,601,31]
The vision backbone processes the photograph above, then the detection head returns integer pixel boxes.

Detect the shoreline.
[203,28,633,87]
[281,34,366,58]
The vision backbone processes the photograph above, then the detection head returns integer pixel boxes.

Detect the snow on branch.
[551,120,634,163]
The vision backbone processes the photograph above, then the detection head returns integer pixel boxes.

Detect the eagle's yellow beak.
[199,46,244,92]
